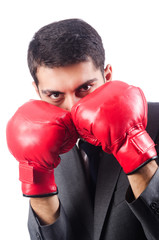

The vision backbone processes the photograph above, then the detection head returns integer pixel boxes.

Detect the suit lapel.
[55,145,94,240]
[94,152,121,240]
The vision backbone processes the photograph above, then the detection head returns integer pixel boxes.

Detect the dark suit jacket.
[28,102,159,240]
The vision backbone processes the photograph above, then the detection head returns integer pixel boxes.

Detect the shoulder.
[147,102,159,133]
[148,102,159,116]
[147,102,159,152]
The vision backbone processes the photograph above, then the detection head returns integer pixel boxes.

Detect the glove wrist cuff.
[115,130,157,174]
[19,163,57,197]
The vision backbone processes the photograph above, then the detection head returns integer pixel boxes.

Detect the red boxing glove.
[6,100,78,197]
[71,81,158,174]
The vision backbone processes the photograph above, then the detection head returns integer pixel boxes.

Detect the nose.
[64,95,80,112]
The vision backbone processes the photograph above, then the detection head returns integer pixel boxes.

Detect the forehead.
[36,60,103,91]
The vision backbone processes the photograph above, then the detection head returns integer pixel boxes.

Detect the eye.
[76,83,94,98]
[48,92,64,103]
[49,92,60,99]
[79,84,92,92]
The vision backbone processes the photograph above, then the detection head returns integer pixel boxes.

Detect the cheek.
[39,95,58,106]
[98,77,105,86]
[92,80,105,92]
[40,95,49,102]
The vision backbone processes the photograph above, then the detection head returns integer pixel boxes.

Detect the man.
[6,19,159,240]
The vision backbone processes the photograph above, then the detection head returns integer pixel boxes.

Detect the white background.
[1,0,159,239]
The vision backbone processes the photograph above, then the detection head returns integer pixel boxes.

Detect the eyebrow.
[76,78,97,90]
[41,78,98,95]
[41,89,64,95]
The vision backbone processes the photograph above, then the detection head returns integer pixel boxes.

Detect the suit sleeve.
[126,167,159,240]
[28,202,75,240]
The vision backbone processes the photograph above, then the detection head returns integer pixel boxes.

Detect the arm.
[128,160,158,199]
[30,195,60,225]
[71,81,159,239]
[28,198,74,240]
[6,100,78,239]
[128,102,159,198]
[126,163,159,240]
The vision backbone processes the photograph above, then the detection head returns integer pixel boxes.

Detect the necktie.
[78,140,102,200]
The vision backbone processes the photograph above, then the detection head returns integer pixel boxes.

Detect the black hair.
[27,18,105,85]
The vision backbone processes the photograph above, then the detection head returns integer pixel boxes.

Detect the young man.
[6,19,159,240]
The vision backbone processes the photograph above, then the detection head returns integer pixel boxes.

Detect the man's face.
[34,59,112,111]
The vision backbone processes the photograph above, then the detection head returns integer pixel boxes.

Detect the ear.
[104,64,113,82]
[32,82,41,98]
